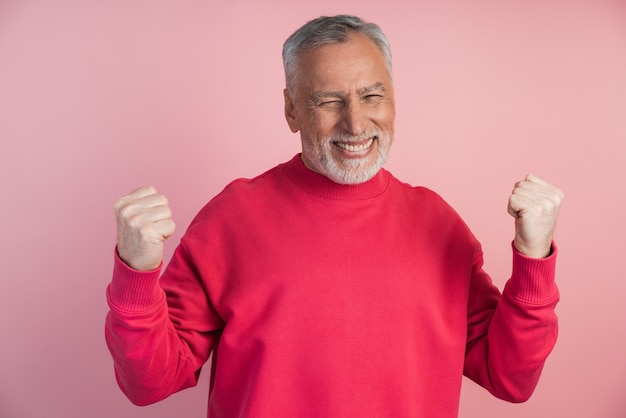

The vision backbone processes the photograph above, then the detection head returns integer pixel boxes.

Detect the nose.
[343,101,367,136]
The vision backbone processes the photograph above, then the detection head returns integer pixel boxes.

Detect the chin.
[326,157,385,185]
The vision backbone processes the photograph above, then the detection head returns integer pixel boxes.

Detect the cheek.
[306,112,339,137]
[375,106,396,128]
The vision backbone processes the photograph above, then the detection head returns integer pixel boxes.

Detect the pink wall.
[1,1,625,417]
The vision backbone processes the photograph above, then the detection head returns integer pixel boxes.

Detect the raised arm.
[464,175,563,402]
[106,187,215,405]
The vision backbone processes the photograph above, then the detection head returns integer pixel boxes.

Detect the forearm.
[464,245,559,402]
[104,251,201,405]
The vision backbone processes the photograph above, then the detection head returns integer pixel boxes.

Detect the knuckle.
[118,204,135,221]
[113,196,128,213]
[547,190,563,206]
[542,199,556,211]
[127,213,145,229]
[555,189,565,201]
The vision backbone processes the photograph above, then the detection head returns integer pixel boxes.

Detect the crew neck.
[281,154,391,201]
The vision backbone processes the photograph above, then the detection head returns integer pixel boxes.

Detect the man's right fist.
[114,186,176,271]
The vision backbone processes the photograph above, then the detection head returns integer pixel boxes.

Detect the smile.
[334,137,375,152]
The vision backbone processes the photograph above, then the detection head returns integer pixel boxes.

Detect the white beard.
[302,129,393,185]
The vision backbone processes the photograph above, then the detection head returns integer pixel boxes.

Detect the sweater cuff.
[505,241,559,303]
[107,247,165,312]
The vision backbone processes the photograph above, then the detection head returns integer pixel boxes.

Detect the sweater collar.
[281,154,391,201]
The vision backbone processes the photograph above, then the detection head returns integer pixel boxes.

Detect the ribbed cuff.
[506,242,559,303]
[107,247,165,312]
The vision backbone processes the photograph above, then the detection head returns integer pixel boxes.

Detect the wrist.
[513,238,552,259]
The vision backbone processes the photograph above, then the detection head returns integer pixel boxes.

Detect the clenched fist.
[508,175,564,258]
[114,186,176,271]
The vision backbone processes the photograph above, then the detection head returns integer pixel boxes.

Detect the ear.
[284,89,300,133]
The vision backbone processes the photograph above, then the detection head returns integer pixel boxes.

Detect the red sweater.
[106,154,559,417]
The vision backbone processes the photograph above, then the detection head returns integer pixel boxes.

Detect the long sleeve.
[105,247,222,406]
[463,243,559,402]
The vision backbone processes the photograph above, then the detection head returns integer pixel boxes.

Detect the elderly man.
[106,15,563,417]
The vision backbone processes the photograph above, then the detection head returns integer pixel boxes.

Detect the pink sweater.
[106,154,559,417]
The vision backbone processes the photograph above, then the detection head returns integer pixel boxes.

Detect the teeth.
[336,138,374,152]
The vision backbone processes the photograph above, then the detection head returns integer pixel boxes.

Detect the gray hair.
[282,15,393,97]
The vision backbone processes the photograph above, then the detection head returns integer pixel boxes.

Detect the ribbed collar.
[281,154,391,201]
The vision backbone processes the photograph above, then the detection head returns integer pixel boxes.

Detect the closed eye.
[363,94,384,103]
[318,100,344,108]
[310,90,345,108]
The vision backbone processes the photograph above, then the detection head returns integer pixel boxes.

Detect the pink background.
[1,1,625,417]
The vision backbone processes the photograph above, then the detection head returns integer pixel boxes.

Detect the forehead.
[296,33,392,92]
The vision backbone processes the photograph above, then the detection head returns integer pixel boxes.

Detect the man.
[106,15,563,417]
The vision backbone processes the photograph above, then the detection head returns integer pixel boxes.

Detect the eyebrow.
[358,82,387,96]
[310,82,388,103]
